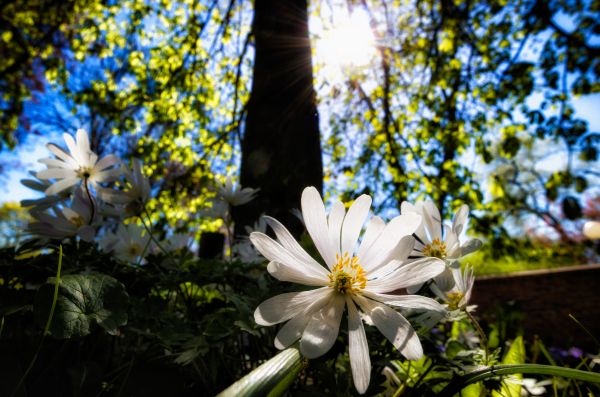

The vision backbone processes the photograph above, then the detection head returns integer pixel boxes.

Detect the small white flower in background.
[100,224,152,263]
[401,200,481,293]
[215,176,259,206]
[251,187,446,394]
[232,216,268,263]
[20,172,71,210]
[520,378,552,396]
[97,159,151,213]
[36,129,121,195]
[25,187,97,242]
[431,266,475,312]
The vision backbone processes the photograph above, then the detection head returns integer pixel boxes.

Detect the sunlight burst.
[313,9,377,80]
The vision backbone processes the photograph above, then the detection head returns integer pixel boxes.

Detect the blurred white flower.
[20,172,71,210]
[402,201,481,293]
[36,129,121,195]
[100,224,152,263]
[25,187,97,242]
[216,176,259,206]
[97,159,151,212]
[520,378,552,396]
[232,216,268,263]
[431,266,475,312]
[252,187,445,394]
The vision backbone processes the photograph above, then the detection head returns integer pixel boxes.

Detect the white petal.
[38,157,74,169]
[20,178,47,191]
[301,187,336,269]
[44,177,80,196]
[353,295,422,360]
[356,216,385,259]
[369,235,416,277]
[47,143,78,168]
[263,216,328,275]
[341,194,371,256]
[63,133,81,162]
[461,239,482,256]
[433,267,455,291]
[423,201,442,241]
[254,288,331,326]
[452,204,469,236]
[347,296,370,394]
[76,129,91,154]
[267,262,329,286]
[274,296,328,349]
[366,257,445,292]
[300,293,345,359]
[327,201,345,255]
[250,232,329,281]
[92,168,122,183]
[37,168,76,180]
[360,212,421,271]
[363,291,446,313]
[95,154,120,171]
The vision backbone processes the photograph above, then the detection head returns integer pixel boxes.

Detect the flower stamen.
[422,238,447,259]
[328,253,367,294]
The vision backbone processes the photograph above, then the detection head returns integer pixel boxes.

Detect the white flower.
[25,187,97,242]
[97,159,151,211]
[100,224,152,263]
[251,187,446,394]
[216,176,259,206]
[401,201,481,293]
[233,217,268,263]
[583,221,600,240]
[431,266,475,312]
[36,129,121,195]
[401,200,480,261]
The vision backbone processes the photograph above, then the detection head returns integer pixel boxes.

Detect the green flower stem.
[84,178,95,224]
[465,310,489,363]
[439,364,600,396]
[216,346,305,397]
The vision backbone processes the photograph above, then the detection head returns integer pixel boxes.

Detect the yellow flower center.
[446,291,464,310]
[69,215,86,228]
[422,238,447,259]
[128,244,141,257]
[328,253,367,294]
[77,167,93,179]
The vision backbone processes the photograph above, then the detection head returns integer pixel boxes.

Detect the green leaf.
[34,273,129,338]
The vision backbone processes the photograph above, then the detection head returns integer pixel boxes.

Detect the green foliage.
[34,273,129,338]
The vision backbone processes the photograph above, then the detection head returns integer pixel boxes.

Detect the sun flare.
[313,8,377,80]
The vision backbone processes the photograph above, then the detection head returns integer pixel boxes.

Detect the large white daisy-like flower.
[251,187,446,394]
[36,129,121,196]
[401,201,481,293]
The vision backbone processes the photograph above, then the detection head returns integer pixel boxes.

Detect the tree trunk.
[234,0,323,237]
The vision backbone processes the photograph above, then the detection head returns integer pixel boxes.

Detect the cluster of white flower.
[250,187,481,394]
[19,130,193,263]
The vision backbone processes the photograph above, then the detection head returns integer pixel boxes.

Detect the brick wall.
[472,264,600,351]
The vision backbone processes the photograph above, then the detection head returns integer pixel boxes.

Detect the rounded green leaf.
[34,274,129,338]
